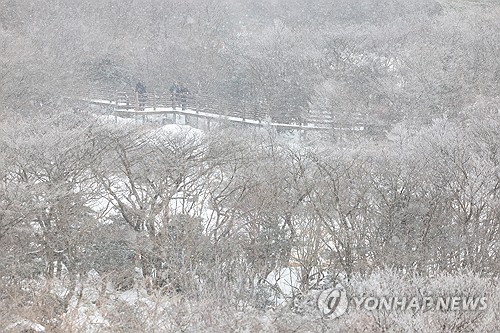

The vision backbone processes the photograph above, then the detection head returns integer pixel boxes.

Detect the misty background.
[2,0,499,124]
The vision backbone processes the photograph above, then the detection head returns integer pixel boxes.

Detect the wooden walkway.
[87,89,368,132]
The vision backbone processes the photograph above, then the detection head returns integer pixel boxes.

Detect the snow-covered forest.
[0,0,499,332]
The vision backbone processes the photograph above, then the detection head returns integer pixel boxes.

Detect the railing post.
[153,90,156,111]
[113,90,118,122]
[135,91,139,111]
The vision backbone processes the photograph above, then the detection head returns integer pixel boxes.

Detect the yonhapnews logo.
[316,284,487,319]
[317,286,349,319]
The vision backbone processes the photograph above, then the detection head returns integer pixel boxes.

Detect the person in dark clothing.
[178,84,189,110]
[135,81,147,110]
[169,82,180,109]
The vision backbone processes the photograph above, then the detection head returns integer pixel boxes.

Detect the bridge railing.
[88,89,385,132]
[99,90,378,130]
[115,91,200,111]
[113,90,269,121]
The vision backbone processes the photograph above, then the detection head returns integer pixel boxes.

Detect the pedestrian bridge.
[86,89,370,132]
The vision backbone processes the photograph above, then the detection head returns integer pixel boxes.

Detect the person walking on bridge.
[135,81,147,110]
[178,84,189,110]
[169,81,180,109]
